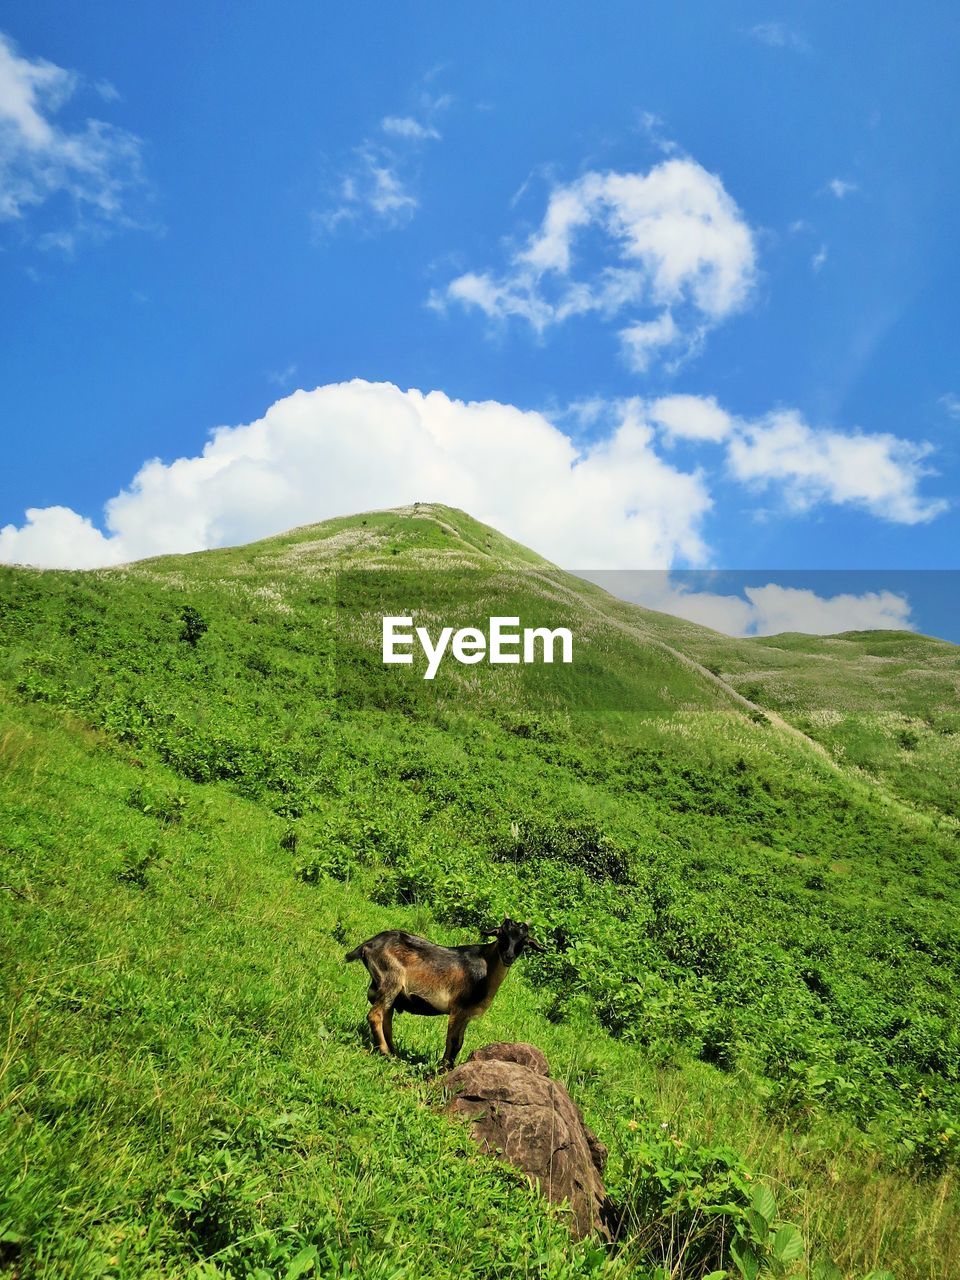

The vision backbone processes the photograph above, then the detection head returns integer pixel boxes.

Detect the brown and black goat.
[345,917,544,1067]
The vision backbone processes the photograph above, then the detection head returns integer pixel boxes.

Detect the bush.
[178,606,208,648]
[494,815,633,883]
[610,1120,806,1278]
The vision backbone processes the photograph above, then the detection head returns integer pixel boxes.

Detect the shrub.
[127,784,187,825]
[494,815,632,883]
[893,1103,959,1175]
[610,1120,806,1279]
[114,844,161,889]
[178,605,208,648]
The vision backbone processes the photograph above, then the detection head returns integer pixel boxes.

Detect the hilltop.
[1,504,957,1279]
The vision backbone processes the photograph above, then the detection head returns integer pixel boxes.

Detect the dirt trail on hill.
[536,568,845,770]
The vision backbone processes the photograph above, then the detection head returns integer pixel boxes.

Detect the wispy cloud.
[432,149,757,375]
[826,177,858,199]
[747,22,809,52]
[267,362,298,389]
[381,115,440,142]
[94,79,121,103]
[313,90,449,237]
[811,244,828,272]
[635,111,681,156]
[0,30,151,249]
[939,393,960,420]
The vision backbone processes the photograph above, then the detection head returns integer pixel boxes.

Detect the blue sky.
[1,2,959,636]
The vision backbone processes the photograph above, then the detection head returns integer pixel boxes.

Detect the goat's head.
[485,917,545,965]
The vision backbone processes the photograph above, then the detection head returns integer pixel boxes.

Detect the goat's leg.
[368,1002,392,1055]
[442,1010,471,1069]
[382,1003,396,1054]
[366,969,403,1056]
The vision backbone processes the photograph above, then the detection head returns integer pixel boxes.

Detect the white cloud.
[1,386,944,572]
[434,156,758,373]
[636,111,681,157]
[445,269,554,330]
[0,506,128,569]
[618,394,943,524]
[739,584,912,635]
[0,381,712,570]
[314,92,447,235]
[827,178,858,199]
[581,572,914,637]
[811,244,828,272]
[619,312,681,371]
[642,396,942,524]
[727,410,947,524]
[381,115,440,142]
[314,145,418,234]
[939,393,960,420]
[651,394,733,442]
[747,22,809,51]
[0,31,148,242]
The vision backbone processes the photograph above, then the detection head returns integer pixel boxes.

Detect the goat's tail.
[344,943,366,963]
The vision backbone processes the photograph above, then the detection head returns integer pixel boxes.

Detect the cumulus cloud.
[0,506,129,569]
[650,394,732,443]
[433,156,758,373]
[642,396,942,523]
[0,30,148,243]
[313,92,448,235]
[581,572,914,637]
[0,384,945,572]
[727,410,946,524]
[738,584,912,634]
[0,381,712,570]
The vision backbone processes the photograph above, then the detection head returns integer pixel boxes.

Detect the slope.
[1,503,958,1278]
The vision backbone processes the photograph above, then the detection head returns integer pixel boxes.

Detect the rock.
[444,1041,609,1239]
[465,1041,552,1075]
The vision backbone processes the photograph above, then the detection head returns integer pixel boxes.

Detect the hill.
[1,504,957,1279]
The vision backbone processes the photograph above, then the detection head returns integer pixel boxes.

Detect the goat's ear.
[525,935,546,953]
[483,926,501,938]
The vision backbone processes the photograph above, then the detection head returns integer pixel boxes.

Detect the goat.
[345,917,544,1067]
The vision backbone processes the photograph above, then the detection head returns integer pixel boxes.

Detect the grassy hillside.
[631,613,960,820]
[1,504,958,1279]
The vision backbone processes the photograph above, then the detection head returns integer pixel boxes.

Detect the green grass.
[639,622,960,820]
[1,503,958,1278]
[1,701,615,1279]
